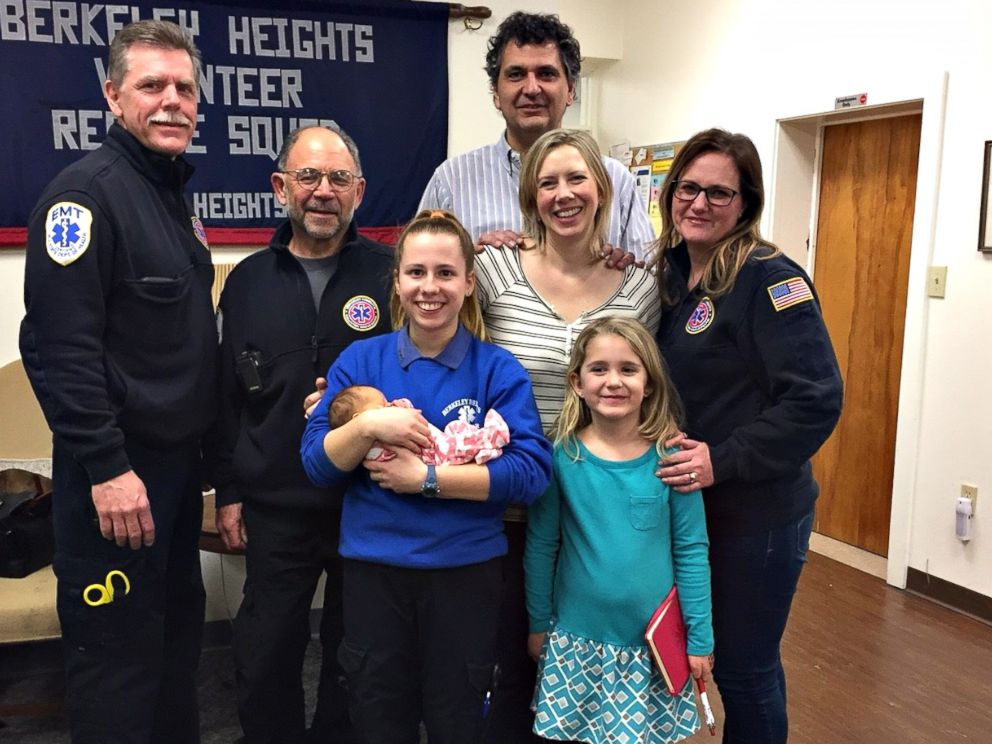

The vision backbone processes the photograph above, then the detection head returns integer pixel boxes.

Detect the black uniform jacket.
[211,220,393,511]
[656,243,844,537]
[20,123,217,487]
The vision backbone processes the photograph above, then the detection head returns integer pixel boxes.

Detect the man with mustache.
[418,11,653,260]
[211,125,392,744]
[20,20,216,744]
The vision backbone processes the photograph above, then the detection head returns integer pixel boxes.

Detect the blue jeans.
[709,507,813,744]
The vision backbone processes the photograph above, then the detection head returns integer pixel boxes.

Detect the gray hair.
[108,20,201,89]
[276,123,364,176]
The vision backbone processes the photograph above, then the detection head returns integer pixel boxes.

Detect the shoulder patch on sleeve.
[45,201,92,266]
[767,277,813,312]
[191,215,210,250]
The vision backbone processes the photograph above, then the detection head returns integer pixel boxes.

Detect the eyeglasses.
[282,168,360,191]
[673,180,738,207]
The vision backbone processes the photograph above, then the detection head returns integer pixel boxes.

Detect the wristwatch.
[420,463,440,498]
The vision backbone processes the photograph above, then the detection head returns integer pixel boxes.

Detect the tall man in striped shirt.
[418,11,654,261]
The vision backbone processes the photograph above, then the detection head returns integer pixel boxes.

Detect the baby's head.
[329,385,388,428]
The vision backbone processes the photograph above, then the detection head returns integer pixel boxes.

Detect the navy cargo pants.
[52,438,205,744]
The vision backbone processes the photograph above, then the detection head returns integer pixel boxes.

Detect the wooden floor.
[4,551,992,742]
[684,551,992,742]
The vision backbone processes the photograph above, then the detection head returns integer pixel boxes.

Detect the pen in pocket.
[481,663,500,718]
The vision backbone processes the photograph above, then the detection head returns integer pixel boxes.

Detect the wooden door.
[811,115,921,556]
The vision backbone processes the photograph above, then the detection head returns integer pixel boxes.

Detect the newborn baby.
[328,385,510,465]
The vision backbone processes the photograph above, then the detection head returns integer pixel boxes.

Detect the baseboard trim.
[906,568,992,625]
[808,532,887,579]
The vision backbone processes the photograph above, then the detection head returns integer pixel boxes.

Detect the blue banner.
[0,0,448,243]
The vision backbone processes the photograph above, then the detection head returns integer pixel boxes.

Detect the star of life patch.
[191,215,209,250]
[45,201,92,266]
[343,295,380,331]
[686,297,715,335]
[767,277,813,312]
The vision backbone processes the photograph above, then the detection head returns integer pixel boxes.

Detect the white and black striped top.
[474,248,661,434]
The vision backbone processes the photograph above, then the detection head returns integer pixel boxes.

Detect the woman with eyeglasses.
[653,128,843,744]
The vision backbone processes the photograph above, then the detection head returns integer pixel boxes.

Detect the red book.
[644,584,690,696]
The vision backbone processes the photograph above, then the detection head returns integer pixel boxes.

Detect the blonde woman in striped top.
[472,127,659,743]
[474,128,660,432]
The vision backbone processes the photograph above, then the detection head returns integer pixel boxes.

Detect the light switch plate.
[927,266,947,298]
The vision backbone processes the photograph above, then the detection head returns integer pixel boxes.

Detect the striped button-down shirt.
[418,133,656,262]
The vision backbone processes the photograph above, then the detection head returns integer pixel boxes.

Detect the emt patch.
[45,201,92,266]
[767,277,813,312]
[343,295,380,331]
[191,216,209,250]
[686,297,715,335]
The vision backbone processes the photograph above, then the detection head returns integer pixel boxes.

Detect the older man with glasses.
[210,124,393,744]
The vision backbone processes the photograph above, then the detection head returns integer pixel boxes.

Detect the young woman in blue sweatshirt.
[300,209,552,744]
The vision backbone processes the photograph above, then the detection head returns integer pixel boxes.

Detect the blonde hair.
[518,128,612,260]
[555,317,684,460]
[389,209,487,340]
[653,128,780,304]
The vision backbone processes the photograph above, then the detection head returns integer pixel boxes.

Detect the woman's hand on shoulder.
[475,229,524,252]
[657,437,714,492]
[601,243,644,271]
[358,406,432,452]
[364,447,427,495]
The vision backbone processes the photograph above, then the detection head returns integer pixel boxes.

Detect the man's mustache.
[150,113,193,127]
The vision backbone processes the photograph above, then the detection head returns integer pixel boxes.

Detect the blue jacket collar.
[397,324,472,369]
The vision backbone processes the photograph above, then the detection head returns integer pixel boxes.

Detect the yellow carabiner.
[83,569,131,607]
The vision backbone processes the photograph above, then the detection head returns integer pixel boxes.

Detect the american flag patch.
[767,277,813,312]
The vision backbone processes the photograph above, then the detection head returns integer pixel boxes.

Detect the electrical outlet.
[961,484,978,508]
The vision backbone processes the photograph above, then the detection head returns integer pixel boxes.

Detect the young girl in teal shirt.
[525,317,714,743]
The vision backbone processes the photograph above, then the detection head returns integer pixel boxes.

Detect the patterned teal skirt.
[532,626,700,744]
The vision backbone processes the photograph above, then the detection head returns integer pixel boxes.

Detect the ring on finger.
[689,471,697,483]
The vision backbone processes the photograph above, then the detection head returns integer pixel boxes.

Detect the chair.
[0,358,61,718]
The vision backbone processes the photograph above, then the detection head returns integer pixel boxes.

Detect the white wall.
[596,0,992,598]
[0,253,24,364]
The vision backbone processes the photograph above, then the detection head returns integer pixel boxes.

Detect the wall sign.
[0,0,448,245]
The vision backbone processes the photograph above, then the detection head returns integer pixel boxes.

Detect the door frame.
[766,72,949,589]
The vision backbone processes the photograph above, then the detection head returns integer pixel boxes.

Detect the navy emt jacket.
[656,243,844,537]
[20,123,217,487]
[211,220,393,512]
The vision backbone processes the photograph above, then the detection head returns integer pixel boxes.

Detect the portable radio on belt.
[236,350,265,395]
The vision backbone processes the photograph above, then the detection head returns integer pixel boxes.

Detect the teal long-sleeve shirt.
[525,439,714,656]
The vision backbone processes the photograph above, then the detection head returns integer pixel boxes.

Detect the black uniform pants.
[52,439,205,744]
[484,520,543,744]
[338,557,501,744]
[233,501,352,744]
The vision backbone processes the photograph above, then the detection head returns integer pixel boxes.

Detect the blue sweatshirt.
[301,325,553,568]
